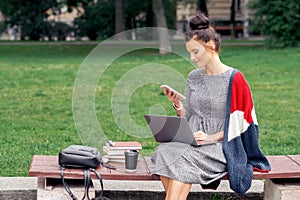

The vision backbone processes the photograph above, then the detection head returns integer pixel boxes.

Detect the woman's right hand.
[163,88,185,117]
[163,88,181,107]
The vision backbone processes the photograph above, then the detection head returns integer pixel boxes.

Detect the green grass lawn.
[0,42,299,176]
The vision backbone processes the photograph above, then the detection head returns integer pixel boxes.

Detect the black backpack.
[59,145,115,200]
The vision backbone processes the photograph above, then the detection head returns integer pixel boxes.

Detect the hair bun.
[189,13,210,30]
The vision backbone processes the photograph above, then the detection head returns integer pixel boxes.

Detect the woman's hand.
[163,88,181,107]
[194,131,224,142]
[163,88,185,117]
[194,131,209,141]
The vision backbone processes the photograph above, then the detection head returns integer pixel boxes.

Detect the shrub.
[251,0,300,48]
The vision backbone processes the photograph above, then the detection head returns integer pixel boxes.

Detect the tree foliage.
[251,0,300,48]
[0,0,177,40]
[0,0,72,40]
[71,0,176,40]
[73,0,115,40]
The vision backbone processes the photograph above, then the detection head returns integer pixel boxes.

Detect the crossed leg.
[160,176,192,200]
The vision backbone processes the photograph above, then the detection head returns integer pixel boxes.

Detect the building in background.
[0,11,12,40]
[176,0,252,38]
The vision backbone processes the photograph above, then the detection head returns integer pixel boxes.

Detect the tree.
[72,0,115,40]
[69,0,151,40]
[121,1,151,40]
[197,0,208,15]
[251,0,300,47]
[230,0,236,39]
[0,0,62,40]
[115,0,125,39]
[152,0,172,54]
[0,0,178,41]
[243,0,249,39]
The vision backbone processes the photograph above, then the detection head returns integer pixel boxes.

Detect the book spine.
[106,144,142,150]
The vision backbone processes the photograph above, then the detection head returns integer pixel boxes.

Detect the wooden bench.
[29,155,300,181]
[29,155,159,181]
[211,19,244,37]
[213,25,243,32]
[29,155,300,199]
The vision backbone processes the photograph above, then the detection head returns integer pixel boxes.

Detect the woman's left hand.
[194,131,224,142]
[194,131,209,141]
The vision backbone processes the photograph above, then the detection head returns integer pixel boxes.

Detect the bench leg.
[264,178,300,200]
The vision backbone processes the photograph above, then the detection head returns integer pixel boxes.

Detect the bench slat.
[254,155,300,179]
[289,155,300,166]
[29,155,300,180]
[29,155,159,180]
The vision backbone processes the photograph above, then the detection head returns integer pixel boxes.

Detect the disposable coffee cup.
[124,150,139,173]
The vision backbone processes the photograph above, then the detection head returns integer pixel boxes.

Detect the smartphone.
[160,85,186,101]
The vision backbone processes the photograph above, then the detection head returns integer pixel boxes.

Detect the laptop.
[144,114,217,146]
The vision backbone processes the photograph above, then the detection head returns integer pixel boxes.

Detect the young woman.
[152,13,270,200]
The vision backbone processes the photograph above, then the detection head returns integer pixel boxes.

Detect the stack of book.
[103,141,142,163]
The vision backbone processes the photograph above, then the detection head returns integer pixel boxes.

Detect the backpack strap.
[60,167,110,200]
[90,168,104,198]
[83,169,91,200]
[60,166,78,200]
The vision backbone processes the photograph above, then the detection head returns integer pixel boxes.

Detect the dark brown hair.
[186,13,221,52]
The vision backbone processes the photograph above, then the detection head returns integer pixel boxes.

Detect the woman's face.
[186,39,211,68]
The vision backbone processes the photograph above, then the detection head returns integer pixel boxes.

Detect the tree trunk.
[197,0,208,15]
[115,0,125,39]
[230,0,236,38]
[243,0,249,38]
[152,0,172,54]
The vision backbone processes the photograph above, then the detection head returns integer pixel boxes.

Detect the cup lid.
[124,150,139,154]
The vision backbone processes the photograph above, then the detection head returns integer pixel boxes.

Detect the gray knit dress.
[152,68,234,185]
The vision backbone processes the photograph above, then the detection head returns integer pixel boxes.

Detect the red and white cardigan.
[223,69,271,195]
